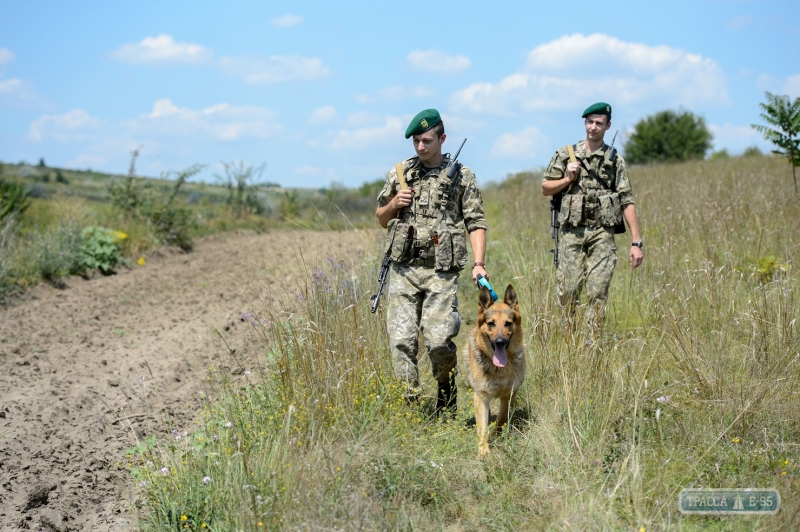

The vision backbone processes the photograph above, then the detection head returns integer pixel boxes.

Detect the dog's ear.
[504,284,518,308]
[479,286,493,310]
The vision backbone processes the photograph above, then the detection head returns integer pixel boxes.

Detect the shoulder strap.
[394,162,408,190]
[567,144,577,164]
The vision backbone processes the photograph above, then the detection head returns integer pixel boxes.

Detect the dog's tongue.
[493,345,508,367]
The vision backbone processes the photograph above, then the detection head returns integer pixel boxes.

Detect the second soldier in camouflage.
[542,102,644,337]
[376,108,488,417]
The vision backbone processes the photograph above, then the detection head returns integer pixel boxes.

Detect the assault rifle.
[370,255,391,313]
[370,139,467,313]
[549,192,562,266]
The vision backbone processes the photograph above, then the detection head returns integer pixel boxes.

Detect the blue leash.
[476,274,497,302]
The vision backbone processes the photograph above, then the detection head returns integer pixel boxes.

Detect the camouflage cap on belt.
[405,108,442,139]
[582,102,612,118]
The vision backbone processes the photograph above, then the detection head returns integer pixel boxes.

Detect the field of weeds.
[0,158,382,301]
[130,155,799,530]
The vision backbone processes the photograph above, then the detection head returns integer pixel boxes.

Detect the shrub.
[108,150,201,251]
[624,109,713,164]
[80,226,128,273]
[752,91,800,194]
[0,178,32,224]
[37,220,84,282]
[743,146,763,157]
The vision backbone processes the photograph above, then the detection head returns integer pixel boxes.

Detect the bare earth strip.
[0,229,374,531]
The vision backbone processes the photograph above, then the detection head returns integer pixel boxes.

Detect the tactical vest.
[558,144,624,232]
[384,157,469,272]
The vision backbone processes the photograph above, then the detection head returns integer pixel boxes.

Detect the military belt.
[408,243,436,267]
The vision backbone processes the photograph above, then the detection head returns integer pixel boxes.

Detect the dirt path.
[0,229,374,531]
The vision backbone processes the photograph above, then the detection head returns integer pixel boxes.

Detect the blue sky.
[1,0,798,187]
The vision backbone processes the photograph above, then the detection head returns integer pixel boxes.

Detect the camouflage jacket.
[543,140,635,207]
[377,155,487,271]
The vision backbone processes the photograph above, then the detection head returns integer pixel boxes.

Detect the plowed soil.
[0,229,373,531]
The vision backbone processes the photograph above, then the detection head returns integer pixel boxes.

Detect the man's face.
[584,114,611,142]
[412,128,446,165]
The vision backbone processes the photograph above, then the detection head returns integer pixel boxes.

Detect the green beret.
[582,102,612,118]
[405,108,441,139]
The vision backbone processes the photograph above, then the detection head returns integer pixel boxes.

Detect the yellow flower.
[731,437,741,443]
[181,515,188,521]
[258,522,263,527]
[111,230,128,242]
[201,525,207,529]
[137,256,145,266]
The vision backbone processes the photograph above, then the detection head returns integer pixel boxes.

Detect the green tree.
[624,109,713,164]
[751,91,800,194]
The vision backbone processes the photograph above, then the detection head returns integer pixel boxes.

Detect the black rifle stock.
[370,139,467,313]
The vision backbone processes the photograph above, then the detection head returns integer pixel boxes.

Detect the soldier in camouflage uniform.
[542,102,643,336]
[376,108,488,416]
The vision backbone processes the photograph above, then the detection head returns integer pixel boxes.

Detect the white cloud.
[310,105,337,124]
[490,126,549,159]
[28,109,103,141]
[0,78,37,103]
[451,33,728,115]
[329,115,405,151]
[110,34,212,65]
[783,74,800,98]
[0,48,13,70]
[110,36,330,85]
[407,49,471,75]
[216,54,329,84]
[272,14,304,27]
[709,123,771,154]
[129,98,282,140]
[354,85,434,104]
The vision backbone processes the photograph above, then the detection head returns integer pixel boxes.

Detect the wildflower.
[262,318,272,330]
[160,467,169,476]
[225,421,233,428]
[137,257,145,266]
[656,395,671,405]
[242,312,254,320]
[201,525,207,529]
[732,437,741,443]
[139,480,147,487]
[181,515,188,521]
[203,476,211,484]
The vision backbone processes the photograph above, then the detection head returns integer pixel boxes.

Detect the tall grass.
[133,155,799,530]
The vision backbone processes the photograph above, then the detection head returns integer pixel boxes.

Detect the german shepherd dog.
[465,284,525,456]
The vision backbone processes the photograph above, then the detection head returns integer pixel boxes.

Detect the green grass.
[126,154,797,530]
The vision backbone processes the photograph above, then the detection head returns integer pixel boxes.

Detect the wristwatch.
[632,241,643,249]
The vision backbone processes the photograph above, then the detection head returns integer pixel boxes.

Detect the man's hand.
[472,265,488,283]
[629,246,643,269]
[566,162,580,182]
[391,188,414,210]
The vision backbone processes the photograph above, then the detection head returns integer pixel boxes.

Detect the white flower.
[656,395,671,405]
[160,467,169,476]
[203,476,211,484]
[225,421,233,428]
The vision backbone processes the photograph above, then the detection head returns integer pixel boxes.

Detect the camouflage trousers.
[557,225,617,335]
[386,262,460,392]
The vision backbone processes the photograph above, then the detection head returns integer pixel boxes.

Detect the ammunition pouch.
[384,218,414,263]
[560,192,624,232]
[433,221,468,272]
